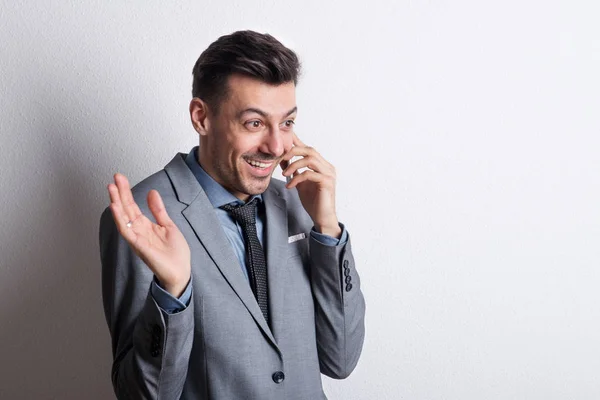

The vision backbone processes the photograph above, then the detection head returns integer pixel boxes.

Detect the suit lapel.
[164,154,279,352]
[262,184,288,343]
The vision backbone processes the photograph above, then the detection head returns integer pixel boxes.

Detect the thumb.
[147,190,174,227]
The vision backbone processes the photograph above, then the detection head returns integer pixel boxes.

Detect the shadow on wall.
[0,73,118,399]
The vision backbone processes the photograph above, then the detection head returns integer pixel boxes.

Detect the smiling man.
[99,30,366,400]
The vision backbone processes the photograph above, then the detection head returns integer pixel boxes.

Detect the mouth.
[244,158,275,177]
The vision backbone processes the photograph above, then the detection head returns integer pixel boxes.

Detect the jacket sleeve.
[309,227,366,379]
[99,207,195,399]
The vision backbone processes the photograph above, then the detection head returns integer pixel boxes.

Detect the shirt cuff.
[151,276,192,314]
[310,223,348,246]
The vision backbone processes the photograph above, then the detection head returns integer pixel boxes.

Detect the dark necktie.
[220,198,269,325]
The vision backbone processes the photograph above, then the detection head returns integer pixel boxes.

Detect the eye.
[282,120,295,130]
[245,120,263,130]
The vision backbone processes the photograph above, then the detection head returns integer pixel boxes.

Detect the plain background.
[1,1,599,399]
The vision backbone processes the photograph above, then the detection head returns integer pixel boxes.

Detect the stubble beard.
[210,144,271,198]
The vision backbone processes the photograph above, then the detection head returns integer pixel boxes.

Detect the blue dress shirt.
[152,146,348,313]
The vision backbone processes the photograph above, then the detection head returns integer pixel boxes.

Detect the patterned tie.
[220,198,269,325]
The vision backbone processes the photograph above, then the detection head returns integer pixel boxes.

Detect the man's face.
[200,74,297,201]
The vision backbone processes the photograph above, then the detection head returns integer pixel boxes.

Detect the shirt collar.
[184,146,262,208]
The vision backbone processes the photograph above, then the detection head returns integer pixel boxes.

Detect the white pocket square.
[288,233,306,243]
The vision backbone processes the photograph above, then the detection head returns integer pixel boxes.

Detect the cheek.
[223,134,246,159]
[237,137,264,157]
[283,135,294,153]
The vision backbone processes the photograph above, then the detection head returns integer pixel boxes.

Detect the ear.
[189,98,211,136]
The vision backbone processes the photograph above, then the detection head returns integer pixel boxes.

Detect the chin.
[242,179,270,196]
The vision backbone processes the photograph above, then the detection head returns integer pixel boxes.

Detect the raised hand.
[107,173,191,297]
[280,133,342,239]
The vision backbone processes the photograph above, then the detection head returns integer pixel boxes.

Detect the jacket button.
[343,267,350,277]
[343,259,349,268]
[151,350,160,357]
[345,283,353,292]
[345,275,352,284]
[272,371,285,384]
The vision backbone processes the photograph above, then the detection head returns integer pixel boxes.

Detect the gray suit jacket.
[99,152,366,400]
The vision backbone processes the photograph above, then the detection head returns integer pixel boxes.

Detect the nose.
[260,126,285,157]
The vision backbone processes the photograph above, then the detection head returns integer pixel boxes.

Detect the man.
[99,30,365,400]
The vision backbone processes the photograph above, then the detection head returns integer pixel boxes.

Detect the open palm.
[107,173,191,296]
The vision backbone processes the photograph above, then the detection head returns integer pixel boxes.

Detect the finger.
[108,201,137,242]
[282,156,325,176]
[286,170,324,189]
[292,132,306,147]
[108,182,121,206]
[281,145,317,161]
[108,183,133,228]
[114,173,143,222]
[147,190,174,228]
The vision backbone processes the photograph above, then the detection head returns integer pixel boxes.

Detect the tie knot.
[220,197,259,228]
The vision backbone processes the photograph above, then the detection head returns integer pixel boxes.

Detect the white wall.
[1,1,599,399]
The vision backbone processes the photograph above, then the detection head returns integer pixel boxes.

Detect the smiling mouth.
[245,159,274,170]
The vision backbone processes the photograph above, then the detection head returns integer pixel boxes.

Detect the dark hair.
[192,30,301,114]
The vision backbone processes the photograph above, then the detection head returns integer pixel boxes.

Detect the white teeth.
[246,160,271,169]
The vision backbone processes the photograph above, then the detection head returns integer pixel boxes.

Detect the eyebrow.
[237,106,297,119]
